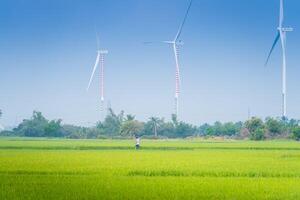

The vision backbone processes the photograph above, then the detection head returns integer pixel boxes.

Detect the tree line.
[0,109,300,140]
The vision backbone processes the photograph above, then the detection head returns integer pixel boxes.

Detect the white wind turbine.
[146,0,193,117]
[87,34,108,119]
[265,0,293,119]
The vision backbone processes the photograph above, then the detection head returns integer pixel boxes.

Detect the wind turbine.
[265,0,293,119]
[146,0,193,117]
[87,34,108,119]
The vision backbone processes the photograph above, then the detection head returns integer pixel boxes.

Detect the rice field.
[0,137,300,200]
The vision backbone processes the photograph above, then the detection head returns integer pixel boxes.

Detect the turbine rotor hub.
[98,50,108,54]
[278,27,293,32]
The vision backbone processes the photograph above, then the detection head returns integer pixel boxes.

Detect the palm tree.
[126,114,135,121]
[149,117,163,138]
[171,114,178,126]
[120,120,143,137]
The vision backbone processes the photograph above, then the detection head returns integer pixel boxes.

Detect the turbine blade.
[265,32,280,66]
[143,42,154,44]
[174,0,193,41]
[143,41,160,45]
[87,53,100,91]
[143,41,169,45]
[279,0,284,28]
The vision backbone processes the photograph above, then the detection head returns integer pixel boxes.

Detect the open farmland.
[0,138,300,200]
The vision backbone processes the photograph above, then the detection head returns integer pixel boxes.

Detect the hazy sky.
[1,0,300,126]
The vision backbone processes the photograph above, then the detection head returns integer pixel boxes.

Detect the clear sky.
[0,0,300,127]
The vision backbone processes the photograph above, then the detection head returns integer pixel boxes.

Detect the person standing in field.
[135,135,140,150]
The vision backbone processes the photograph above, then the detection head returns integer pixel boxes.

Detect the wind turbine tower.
[87,35,108,120]
[146,0,193,118]
[265,0,293,119]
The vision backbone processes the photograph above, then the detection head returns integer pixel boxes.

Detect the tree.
[13,111,48,137]
[175,122,198,138]
[120,120,143,137]
[223,122,240,136]
[148,117,163,138]
[159,122,175,138]
[288,119,299,128]
[265,117,284,136]
[0,109,3,131]
[213,121,223,136]
[199,123,210,136]
[44,119,64,137]
[199,121,242,137]
[125,115,135,121]
[63,124,93,139]
[251,128,265,140]
[245,117,265,140]
[245,117,264,133]
[12,111,66,138]
[100,108,124,137]
[292,126,300,141]
[171,114,178,126]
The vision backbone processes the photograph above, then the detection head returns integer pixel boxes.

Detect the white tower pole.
[173,43,180,117]
[281,32,287,118]
[265,0,292,118]
[99,50,108,120]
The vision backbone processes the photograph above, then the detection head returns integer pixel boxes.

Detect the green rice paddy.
[0,137,300,200]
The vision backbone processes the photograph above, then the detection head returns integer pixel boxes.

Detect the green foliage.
[265,117,285,136]
[125,114,135,121]
[44,119,64,137]
[245,117,264,133]
[245,117,265,140]
[158,122,176,138]
[174,122,198,138]
[199,123,210,135]
[13,111,49,137]
[199,122,242,136]
[0,130,14,136]
[147,117,163,138]
[171,114,178,126]
[288,119,299,128]
[224,122,243,136]
[12,111,65,138]
[292,126,300,141]
[120,120,144,137]
[3,109,300,140]
[250,128,265,141]
[99,108,124,137]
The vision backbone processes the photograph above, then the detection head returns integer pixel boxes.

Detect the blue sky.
[0,0,300,126]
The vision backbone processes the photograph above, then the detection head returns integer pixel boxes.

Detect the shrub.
[292,126,300,141]
[250,128,265,141]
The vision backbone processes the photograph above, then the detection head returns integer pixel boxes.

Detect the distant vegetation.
[0,110,300,140]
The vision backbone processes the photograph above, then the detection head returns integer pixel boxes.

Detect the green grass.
[0,137,300,200]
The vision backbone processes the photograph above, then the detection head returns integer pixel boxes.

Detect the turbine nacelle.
[278,27,293,32]
[176,40,184,46]
[162,40,184,46]
[98,50,108,54]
